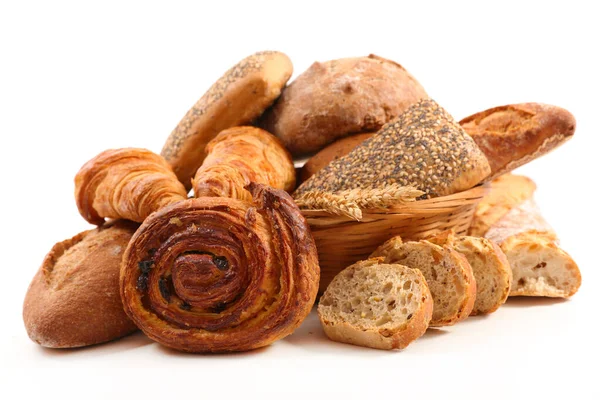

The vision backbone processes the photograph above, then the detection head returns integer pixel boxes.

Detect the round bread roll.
[260,54,427,155]
[161,51,293,189]
[300,133,374,183]
[23,221,139,348]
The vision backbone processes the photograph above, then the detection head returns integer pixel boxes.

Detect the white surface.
[1,1,598,399]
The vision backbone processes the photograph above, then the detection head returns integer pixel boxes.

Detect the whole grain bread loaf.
[294,99,491,200]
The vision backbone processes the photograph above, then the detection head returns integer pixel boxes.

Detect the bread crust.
[161,51,293,188]
[299,133,374,183]
[23,221,138,348]
[460,103,575,179]
[318,260,433,350]
[260,54,427,155]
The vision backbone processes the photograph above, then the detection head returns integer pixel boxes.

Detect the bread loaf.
[371,237,476,326]
[460,103,575,178]
[23,221,138,348]
[294,99,491,201]
[161,51,293,189]
[299,133,374,183]
[470,175,581,297]
[318,259,433,350]
[260,54,427,155]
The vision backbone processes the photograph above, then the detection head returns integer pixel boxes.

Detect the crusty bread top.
[460,103,575,178]
[161,51,293,189]
[23,221,139,348]
[469,174,537,237]
[300,133,374,183]
[295,99,491,199]
[260,54,427,155]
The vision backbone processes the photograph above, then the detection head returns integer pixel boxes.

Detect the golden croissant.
[192,126,295,200]
[120,183,319,353]
[75,148,188,225]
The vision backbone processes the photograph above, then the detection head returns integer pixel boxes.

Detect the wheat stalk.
[294,184,424,221]
[294,191,363,220]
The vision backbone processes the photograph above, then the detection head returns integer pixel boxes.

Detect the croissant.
[120,183,319,353]
[75,148,188,225]
[192,126,295,200]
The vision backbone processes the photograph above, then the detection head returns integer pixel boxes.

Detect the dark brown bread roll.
[260,54,427,155]
[23,221,138,348]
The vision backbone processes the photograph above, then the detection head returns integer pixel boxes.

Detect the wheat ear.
[294,184,424,221]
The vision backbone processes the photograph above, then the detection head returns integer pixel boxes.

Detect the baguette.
[460,103,575,179]
[471,175,581,297]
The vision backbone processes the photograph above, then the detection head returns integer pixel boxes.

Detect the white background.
[1,1,598,399]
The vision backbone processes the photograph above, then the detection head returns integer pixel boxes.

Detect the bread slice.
[468,174,537,237]
[371,237,476,326]
[500,232,581,297]
[428,231,512,315]
[318,259,433,350]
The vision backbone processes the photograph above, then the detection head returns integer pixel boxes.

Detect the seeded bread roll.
[318,259,433,350]
[294,99,491,199]
[260,54,427,155]
[161,51,293,189]
[299,133,374,183]
[428,231,512,315]
[371,237,476,326]
[23,221,138,348]
[460,103,576,179]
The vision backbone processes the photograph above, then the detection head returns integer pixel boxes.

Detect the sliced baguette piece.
[486,199,581,297]
[318,259,433,350]
[428,230,512,315]
[500,231,580,297]
[371,237,476,326]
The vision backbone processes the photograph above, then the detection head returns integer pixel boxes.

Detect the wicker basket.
[300,185,489,292]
